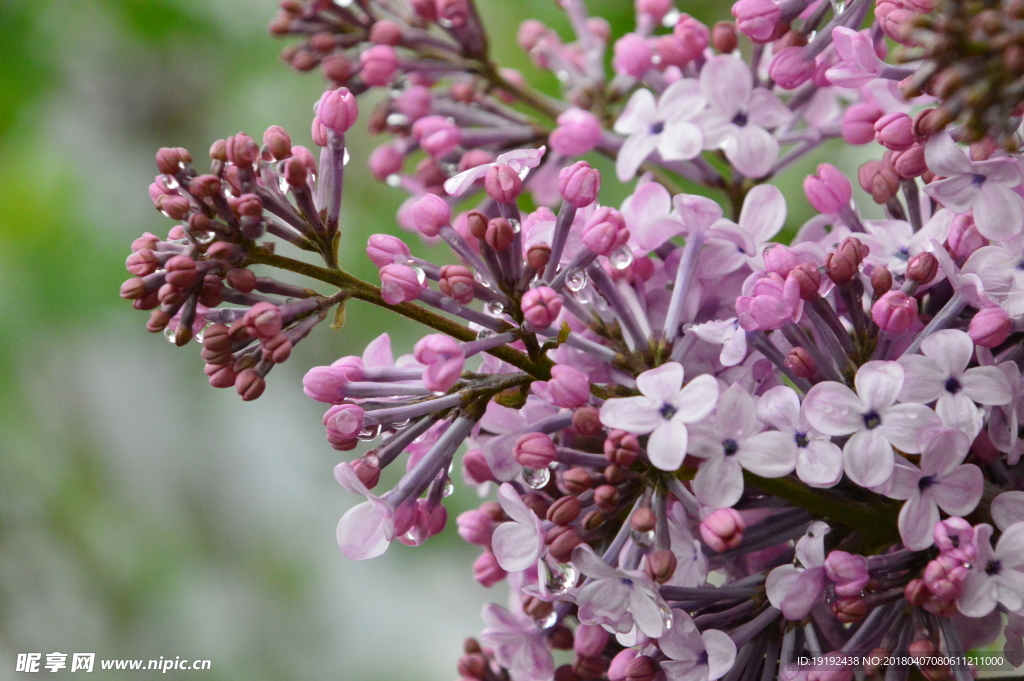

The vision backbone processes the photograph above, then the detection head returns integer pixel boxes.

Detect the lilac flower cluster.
[122,0,1024,678]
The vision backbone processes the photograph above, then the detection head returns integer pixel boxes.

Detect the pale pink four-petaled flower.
[659,609,737,681]
[599,362,719,471]
[614,79,707,182]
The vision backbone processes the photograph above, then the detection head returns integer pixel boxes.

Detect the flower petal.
[961,366,1013,405]
[746,89,792,129]
[637,362,685,402]
[337,499,394,560]
[781,566,827,620]
[855,360,904,412]
[924,132,973,177]
[756,385,802,432]
[898,493,939,550]
[880,403,941,453]
[616,131,661,182]
[803,381,865,436]
[658,121,704,161]
[921,329,973,377]
[701,56,751,121]
[738,431,797,478]
[600,395,662,434]
[766,565,801,610]
[693,455,744,508]
[659,78,706,122]
[932,464,983,517]
[843,428,895,488]
[958,571,997,618]
[492,521,542,572]
[702,629,737,680]
[992,492,1024,532]
[614,88,658,135]
[996,522,1024,569]
[497,482,537,526]
[648,419,689,471]
[975,182,1024,241]
[739,184,786,243]
[896,354,946,404]
[920,428,971,476]
[721,124,778,178]
[671,374,721,423]
[798,439,844,487]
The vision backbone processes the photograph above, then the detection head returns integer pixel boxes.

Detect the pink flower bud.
[769,46,815,90]
[517,19,553,53]
[156,195,190,220]
[205,363,237,389]
[324,403,365,438]
[531,365,591,408]
[874,111,915,151]
[970,306,1012,348]
[369,20,403,46]
[712,21,739,53]
[731,0,781,43]
[303,365,350,403]
[612,33,653,78]
[872,290,918,334]
[804,163,853,214]
[700,508,745,552]
[923,554,968,601]
[608,649,639,681]
[244,301,283,339]
[414,333,465,393]
[558,161,601,207]
[369,144,404,180]
[789,263,822,300]
[262,125,292,161]
[514,432,557,469]
[786,347,817,379]
[359,45,399,86]
[906,252,938,284]
[412,115,461,159]
[366,234,411,268]
[550,108,603,156]
[126,249,159,277]
[858,158,901,204]
[463,449,497,485]
[574,623,610,658]
[410,193,452,237]
[521,286,563,328]
[484,164,523,203]
[933,517,976,561]
[947,214,988,260]
[582,207,628,256]
[316,88,359,135]
[485,217,515,250]
[472,551,506,587]
[672,14,710,61]
[736,272,801,331]
[457,509,495,547]
[155,147,185,175]
[763,244,800,278]
[439,265,475,304]
[436,0,470,27]
[394,85,432,120]
[351,458,381,489]
[891,144,928,178]
[380,264,425,305]
[635,0,671,22]
[225,133,259,168]
[604,430,640,466]
[824,550,870,597]
[841,103,883,145]
[235,369,266,401]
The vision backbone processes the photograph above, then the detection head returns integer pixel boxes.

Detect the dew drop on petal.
[566,269,589,292]
[661,8,681,28]
[536,610,558,628]
[610,245,634,270]
[542,554,578,596]
[358,423,382,442]
[523,466,550,489]
[163,326,177,344]
[485,301,505,317]
[659,602,674,632]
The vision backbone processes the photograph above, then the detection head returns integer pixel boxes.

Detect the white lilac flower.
[571,544,672,638]
[859,210,953,277]
[478,601,554,681]
[658,609,737,681]
[757,385,844,488]
[600,362,719,471]
[443,146,547,196]
[897,329,1012,440]
[922,132,1024,241]
[884,428,983,550]
[703,184,788,273]
[695,55,792,178]
[803,361,941,488]
[766,521,830,620]
[690,318,747,367]
[613,79,706,182]
[688,383,796,509]
[957,522,1024,617]
[491,482,544,572]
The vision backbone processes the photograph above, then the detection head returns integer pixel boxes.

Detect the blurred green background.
[0,1,865,679]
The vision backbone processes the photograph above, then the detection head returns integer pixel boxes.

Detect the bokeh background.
[0,1,852,679]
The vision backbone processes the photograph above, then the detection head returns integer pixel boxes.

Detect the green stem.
[246,250,551,379]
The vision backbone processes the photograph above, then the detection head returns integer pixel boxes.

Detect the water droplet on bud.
[386,174,401,187]
[342,148,351,166]
[630,527,655,549]
[476,329,496,339]
[278,176,289,193]
[485,301,505,317]
[610,245,634,270]
[829,0,846,13]
[522,466,550,489]
[386,113,410,127]
[508,218,521,234]
[438,17,453,27]
[358,424,382,441]
[535,610,558,629]
[442,479,454,498]
[194,323,210,343]
[162,174,179,190]
[566,269,589,292]
[163,326,177,343]
[413,266,427,286]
